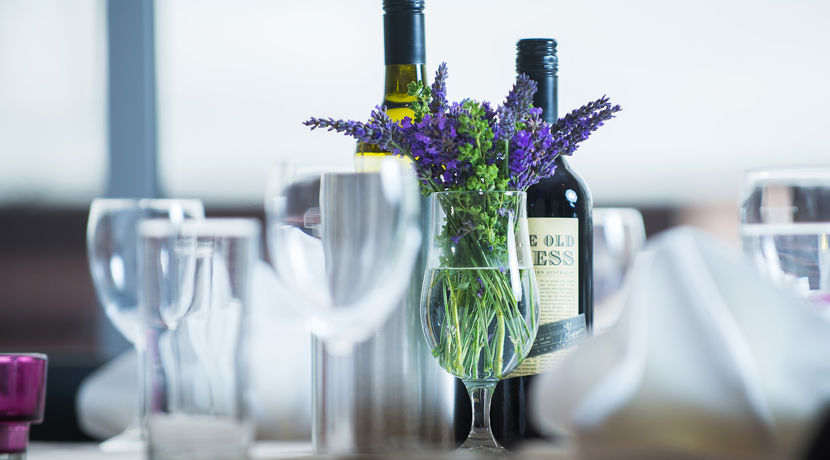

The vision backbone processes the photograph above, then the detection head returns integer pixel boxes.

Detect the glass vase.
[420,191,540,454]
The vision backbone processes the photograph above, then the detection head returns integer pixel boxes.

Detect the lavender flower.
[303,64,618,386]
[496,74,537,144]
[550,95,622,159]
[428,62,449,114]
[304,63,621,194]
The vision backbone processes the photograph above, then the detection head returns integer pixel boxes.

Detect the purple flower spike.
[304,63,620,195]
[429,62,449,114]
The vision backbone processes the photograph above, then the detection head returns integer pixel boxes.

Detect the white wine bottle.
[355,0,427,172]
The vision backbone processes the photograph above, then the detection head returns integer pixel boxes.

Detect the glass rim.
[744,167,830,182]
[593,207,645,223]
[269,161,354,175]
[430,190,526,197]
[89,198,205,217]
[594,206,642,214]
[90,197,203,207]
[139,217,260,238]
[0,352,48,361]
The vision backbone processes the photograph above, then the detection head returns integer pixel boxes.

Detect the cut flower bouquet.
[305,62,619,194]
[305,63,620,380]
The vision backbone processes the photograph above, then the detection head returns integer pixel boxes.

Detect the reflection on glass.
[593,208,646,331]
[86,198,204,452]
[741,168,830,319]
[264,159,422,454]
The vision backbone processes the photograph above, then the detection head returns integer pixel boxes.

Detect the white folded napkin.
[76,261,312,440]
[531,227,830,459]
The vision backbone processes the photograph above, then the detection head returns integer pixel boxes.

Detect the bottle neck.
[527,72,557,124]
[383,11,425,66]
[383,64,426,109]
[516,38,557,124]
[382,9,426,116]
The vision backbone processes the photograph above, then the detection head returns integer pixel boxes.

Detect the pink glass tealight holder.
[0,354,47,459]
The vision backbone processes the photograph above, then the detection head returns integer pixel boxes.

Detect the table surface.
[28,441,314,460]
[27,441,576,459]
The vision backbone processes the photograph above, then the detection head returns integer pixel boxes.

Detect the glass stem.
[134,337,147,429]
[462,381,501,449]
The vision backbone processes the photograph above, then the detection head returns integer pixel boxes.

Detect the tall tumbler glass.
[139,218,259,460]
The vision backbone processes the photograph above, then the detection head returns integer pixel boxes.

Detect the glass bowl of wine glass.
[86,198,204,451]
[740,168,830,319]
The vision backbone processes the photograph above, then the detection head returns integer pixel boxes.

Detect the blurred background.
[1,0,829,441]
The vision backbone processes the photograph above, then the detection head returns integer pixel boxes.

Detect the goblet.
[420,191,539,454]
[264,158,422,453]
[593,207,646,331]
[86,198,204,451]
[740,168,830,318]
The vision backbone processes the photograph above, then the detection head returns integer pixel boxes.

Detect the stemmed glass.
[593,208,646,331]
[420,191,539,454]
[86,198,204,451]
[264,159,422,453]
[740,168,830,319]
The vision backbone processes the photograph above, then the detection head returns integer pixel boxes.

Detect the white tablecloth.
[28,441,312,460]
[27,441,577,459]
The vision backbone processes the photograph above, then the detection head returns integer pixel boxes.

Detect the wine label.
[509,217,585,377]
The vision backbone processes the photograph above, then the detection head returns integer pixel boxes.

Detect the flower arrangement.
[304,62,620,194]
[304,63,620,380]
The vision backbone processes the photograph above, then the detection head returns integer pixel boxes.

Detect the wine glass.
[593,207,646,331]
[264,158,422,453]
[420,191,540,454]
[740,168,830,319]
[86,198,204,452]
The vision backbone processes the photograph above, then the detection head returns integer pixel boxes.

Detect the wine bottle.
[313,0,456,454]
[491,38,594,449]
[355,0,427,171]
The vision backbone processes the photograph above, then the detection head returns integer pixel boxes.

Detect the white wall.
[155,0,830,206]
[0,0,107,206]
[2,0,829,207]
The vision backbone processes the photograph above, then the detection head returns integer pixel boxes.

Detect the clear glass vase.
[420,191,540,454]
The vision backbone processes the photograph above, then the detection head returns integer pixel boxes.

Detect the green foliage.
[407,80,431,123]
[425,192,538,382]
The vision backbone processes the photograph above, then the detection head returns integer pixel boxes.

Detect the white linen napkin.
[531,227,830,459]
[76,261,312,440]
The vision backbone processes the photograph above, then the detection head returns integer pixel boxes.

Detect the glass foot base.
[457,444,510,457]
[455,382,511,457]
[99,422,144,453]
[458,430,509,457]
[0,453,26,460]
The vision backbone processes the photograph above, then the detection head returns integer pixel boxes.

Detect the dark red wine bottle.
[491,38,594,449]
